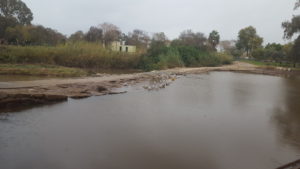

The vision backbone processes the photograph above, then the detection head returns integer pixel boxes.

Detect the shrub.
[156,47,184,69]
[0,42,142,69]
[0,42,235,72]
[214,52,233,65]
[176,46,200,66]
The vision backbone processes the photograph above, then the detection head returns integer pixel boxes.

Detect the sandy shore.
[0,62,298,112]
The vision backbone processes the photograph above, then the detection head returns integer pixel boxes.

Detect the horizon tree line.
[0,0,299,67]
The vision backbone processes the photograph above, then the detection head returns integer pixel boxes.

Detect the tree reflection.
[272,77,300,149]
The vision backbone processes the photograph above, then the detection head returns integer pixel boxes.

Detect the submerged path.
[0,62,297,112]
[0,62,258,89]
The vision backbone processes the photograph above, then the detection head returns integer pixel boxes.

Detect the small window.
[119,46,122,52]
[126,47,128,52]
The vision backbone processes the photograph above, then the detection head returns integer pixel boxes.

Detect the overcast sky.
[23,0,299,44]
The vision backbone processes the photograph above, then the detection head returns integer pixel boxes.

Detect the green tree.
[265,44,286,62]
[156,47,184,69]
[0,16,17,39]
[27,25,66,45]
[282,16,300,39]
[252,43,288,63]
[208,30,220,50]
[176,46,201,66]
[289,37,300,67]
[69,31,85,42]
[0,0,33,25]
[282,1,300,67]
[4,25,29,45]
[178,29,207,49]
[282,43,293,55]
[84,26,103,42]
[265,43,282,51]
[236,26,263,56]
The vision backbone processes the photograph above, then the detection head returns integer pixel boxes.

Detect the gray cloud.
[23,0,298,44]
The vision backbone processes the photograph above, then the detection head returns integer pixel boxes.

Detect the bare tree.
[218,40,236,52]
[127,29,150,49]
[152,32,168,42]
[178,29,207,49]
[99,22,121,46]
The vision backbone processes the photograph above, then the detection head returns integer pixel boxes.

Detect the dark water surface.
[0,72,300,169]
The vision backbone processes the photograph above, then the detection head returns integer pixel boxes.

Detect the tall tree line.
[0,0,65,45]
[281,0,300,67]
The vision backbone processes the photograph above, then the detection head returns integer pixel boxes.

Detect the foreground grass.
[0,64,88,77]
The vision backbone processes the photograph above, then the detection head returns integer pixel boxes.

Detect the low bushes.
[0,42,234,72]
[0,42,142,70]
[140,45,233,70]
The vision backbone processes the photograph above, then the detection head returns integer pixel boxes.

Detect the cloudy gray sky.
[23,0,299,44]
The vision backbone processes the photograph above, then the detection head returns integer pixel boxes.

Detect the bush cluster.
[0,42,141,70]
[140,45,233,71]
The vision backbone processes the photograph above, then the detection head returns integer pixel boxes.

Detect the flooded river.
[0,72,300,169]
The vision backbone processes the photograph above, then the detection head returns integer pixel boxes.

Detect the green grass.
[242,60,279,66]
[241,59,300,69]
[0,64,88,77]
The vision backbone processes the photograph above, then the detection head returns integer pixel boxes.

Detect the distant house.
[111,41,136,53]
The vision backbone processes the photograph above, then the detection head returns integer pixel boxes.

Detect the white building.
[111,41,136,53]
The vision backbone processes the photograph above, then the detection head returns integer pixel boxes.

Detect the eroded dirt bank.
[0,62,299,112]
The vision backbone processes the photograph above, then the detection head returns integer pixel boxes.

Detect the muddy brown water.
[0,72,300,169]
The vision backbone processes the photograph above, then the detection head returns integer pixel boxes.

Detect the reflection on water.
[272,77,300,149]
[0,72,300,169]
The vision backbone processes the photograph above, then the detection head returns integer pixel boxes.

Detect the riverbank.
[241,60,300,69]
[0,64,88,77]
[0,61,299,112]
[167,61,300,77]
